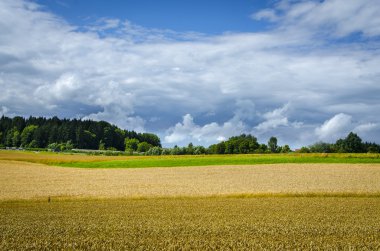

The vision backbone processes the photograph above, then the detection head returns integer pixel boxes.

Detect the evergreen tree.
[0,115,161,150]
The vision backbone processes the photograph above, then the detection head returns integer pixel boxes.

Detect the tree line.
[142,132,379,155]
[0,116,161,151]
[1,115,379,154]
[298,132,380,153]
[145,134,290,156]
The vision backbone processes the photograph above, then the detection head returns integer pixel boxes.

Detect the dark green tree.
[12,130,21,147]
[5,128,14,146]
[145,146,162,155]
[21,125,38,147]
[11,116,25,132]
[125,138,139,151]
[268,137,278,153]
[5,127,20,147]
[193,146,206,155]
[298,146,310,153]
[186,142,194,155]
[309,142,333,153]
[216,142,226,154]
[238,140,250,154]
[33,126,48,148]
[335,132,364,153]
[281,145,291,153]
[83,130,97,149]
[137,142,153,152]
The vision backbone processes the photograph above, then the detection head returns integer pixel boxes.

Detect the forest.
[0,116,160,151]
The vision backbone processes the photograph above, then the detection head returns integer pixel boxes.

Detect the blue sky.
[36,0,269,34]
[1,0,380,148]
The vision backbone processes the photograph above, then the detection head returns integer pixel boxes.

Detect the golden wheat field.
[1,160,380,200]
[1,197,380,250]
[1,153,380,249]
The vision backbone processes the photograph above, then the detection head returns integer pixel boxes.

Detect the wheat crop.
[2,160,380,200]
[1,197,380,250]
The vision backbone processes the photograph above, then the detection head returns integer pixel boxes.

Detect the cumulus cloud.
[35,73,81,103]
[164,113,247,146]
[315,113,379,143]
[0,0,380,147]
[315,113,352,142]
[164,99,257,145]
[164,103,306,146]
[254,104,290,132]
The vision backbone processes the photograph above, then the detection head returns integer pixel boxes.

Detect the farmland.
[2,197,380,250]
[1,151,380,249]
[2,160,380,200]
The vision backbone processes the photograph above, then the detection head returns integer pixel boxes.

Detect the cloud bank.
[1,0,380,148]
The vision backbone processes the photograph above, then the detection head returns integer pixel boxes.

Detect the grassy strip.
[1,150,380,168]
[56,155,380,168]
[2,192,380,203]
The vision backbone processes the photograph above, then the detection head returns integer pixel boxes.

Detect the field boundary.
[2,192,380,203]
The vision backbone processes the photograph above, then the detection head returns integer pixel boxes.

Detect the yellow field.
[2,154,380,249]
[2,160,380,200]
[2,197,380,250]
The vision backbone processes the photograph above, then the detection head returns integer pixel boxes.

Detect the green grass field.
[1,150,379,168]
[58,153,380,168]
[1,197,380,250]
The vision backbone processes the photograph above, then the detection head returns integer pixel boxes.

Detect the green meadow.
[57,153,380,168]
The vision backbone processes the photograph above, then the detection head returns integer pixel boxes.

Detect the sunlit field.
[1,160,380,200]
[2,197,380,250]
[1,150,380,249]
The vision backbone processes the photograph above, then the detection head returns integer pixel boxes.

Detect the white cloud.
[84,106,146,133]
[0,106,9,116]
[164,114,247,145]
[252,9,279,22]
[164,103,305,146]
[253,104,303,136]
[353,123,378,134]
[254,104,290,132]
[315,113,352,142]
[253,0,380,38]
[0,0,380,147]
[35,73,81,102]
[315,113,380,143]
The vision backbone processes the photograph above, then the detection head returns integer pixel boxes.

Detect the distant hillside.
[0,116,160,151]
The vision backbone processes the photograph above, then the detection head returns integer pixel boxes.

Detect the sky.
[1,0,380,148]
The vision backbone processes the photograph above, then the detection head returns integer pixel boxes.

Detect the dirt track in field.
[1,160,380,200]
